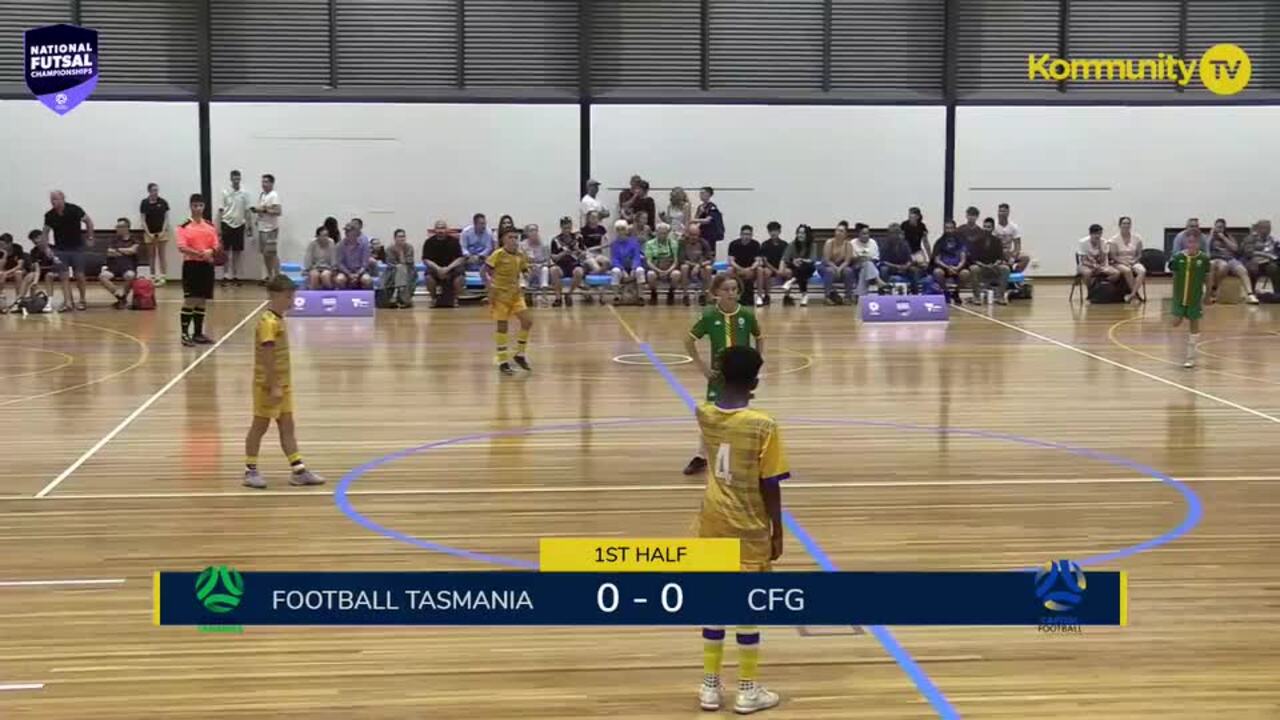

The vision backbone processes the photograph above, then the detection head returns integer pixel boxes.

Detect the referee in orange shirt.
[176,193,220,346]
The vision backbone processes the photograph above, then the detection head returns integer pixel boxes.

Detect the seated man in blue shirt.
[930,220,970,300]
[609,220,646,305]
[878,223,920,293]
[462,212,495,288]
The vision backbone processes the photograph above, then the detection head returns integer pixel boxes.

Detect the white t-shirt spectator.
[580,194,608,225]
[256,190,281,232]
[992,221,1021,255]
[219,187,252,229]
[1078,237,1108,267]
[852,238,880,261]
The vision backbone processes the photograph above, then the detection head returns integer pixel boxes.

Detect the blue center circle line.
[334,415,1202,572]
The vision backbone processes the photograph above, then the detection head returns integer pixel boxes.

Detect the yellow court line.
[1193,335,1280,369]
[0,346,74,380]
[605,303,643,344]
[1106,314,1280,387]
[1119,571,1129,627]
[0,321,149,407]
[152,571,161,626]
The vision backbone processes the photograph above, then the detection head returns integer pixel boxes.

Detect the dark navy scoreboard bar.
[155,568,1126,627]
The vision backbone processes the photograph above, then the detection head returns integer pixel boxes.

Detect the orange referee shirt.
[177,219,219,263]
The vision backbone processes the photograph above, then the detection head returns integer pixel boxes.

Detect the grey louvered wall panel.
[80,0,199,90]
[462,0,578,88]
[335,0,457,87]
[955,0,1060,96]
[590,0,701,90]
[211,0,331,88]
[0,1,71,94]
[1185,0,1280,96]
[708,0,825,90]
[830,0,945,96]
[1065,0,1180,92]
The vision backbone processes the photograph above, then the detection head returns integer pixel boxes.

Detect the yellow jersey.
[696,402,790,534]
[253,310,291,388]
[486,247,528,305]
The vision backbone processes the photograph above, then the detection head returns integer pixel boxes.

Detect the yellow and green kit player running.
[1170,230,1212,369]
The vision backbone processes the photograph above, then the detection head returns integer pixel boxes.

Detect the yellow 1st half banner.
[539,538,741,572]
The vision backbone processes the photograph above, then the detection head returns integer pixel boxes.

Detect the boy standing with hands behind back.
[1170,230,1212,369]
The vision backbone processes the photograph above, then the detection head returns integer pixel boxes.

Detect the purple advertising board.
[291,290,375,318]
[859,294,949,323]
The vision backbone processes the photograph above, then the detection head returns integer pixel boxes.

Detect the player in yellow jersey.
[693,345,786,714]
[242,275,324,489]
[485,228,535,376]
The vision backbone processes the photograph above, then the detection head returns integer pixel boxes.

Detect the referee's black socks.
[180,306,194,336]
[192,307,206,337]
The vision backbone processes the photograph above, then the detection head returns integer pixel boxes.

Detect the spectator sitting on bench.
[15,230,65,311]
[1242,220,1279,295]
[756,221,787,307]
[878,222,920,293]
[581,211,610,275]
[902,206,931,269]
[609,220,645,305]
[679,223,714,306]
[645,222,682,306]
[1208,218,1257,304]
[1172,218,1204,254]
[521,224,554,303]
[1078,223,1119,294]
[781,223,818,307]
[994,203,1030,273]
[1108,216,1145,303]
[335,222,377,289]
[462,213,495,288]
[384,228,417,309]
[821,221,856,305]
[728,224,761,304]
[967,218,1010,305]
[931,220,969,299]
[100,217,140,309]
[550,216,586,307]
[423,219,464,308]
[851,223,881,298]
[304,226,336,289]
[0,233,23,309]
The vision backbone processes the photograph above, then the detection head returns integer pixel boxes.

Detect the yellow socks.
[737,627,760,690]
[515,328,530,358]
[702,627,726,688]
[495,331,510,364]
[288,452,305,474]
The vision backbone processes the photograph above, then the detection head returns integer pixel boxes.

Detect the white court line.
[5,474,1276,502]
[34,302,267,499]
[0,683,44,692]
[955,305,1280,425]
[0,578,124,588]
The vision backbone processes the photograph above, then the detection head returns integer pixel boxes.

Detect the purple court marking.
[334,415,1202,720]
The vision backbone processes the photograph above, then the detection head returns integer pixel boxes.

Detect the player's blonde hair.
[708,272,737,295]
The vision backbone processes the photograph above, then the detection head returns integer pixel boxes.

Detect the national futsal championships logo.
[1035,559,1086,634]
[195,565,245,614]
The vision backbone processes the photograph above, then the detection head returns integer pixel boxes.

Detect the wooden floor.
[3,279,1280,719]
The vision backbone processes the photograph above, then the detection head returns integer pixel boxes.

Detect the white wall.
[591,105,946,248]
[957,106,1280,276]
[210,103,580,263]
[0,99,199,274]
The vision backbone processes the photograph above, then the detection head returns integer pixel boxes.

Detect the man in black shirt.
[756,221,788,306]
[694,186,725,251]
[967,217,1010,305]
[139,182,171,284]
[956,206,986,251]
[422,219,464,307]
[0,233,23,309]
[878,223,922,293]
[728,224,761,305]
[630,181,657,237]
[43,190,93,311]
[100,218,140,309]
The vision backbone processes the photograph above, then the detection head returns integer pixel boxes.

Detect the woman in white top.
[661,187,692,237]
[1108,215,1145,302]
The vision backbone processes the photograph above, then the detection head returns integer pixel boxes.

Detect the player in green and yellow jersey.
[682,273,763,476]
[692,345,786,714]
[1170,230,1211,368]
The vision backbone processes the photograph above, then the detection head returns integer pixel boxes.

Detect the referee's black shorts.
[182,260,215,300]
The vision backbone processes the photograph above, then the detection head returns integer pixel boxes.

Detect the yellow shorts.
[252,385,294,419]
[143,230,168,245]
[692,511,773,572]
[490,295,527,322]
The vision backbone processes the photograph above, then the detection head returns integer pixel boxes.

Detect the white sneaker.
[243,469,266,489]
[781,278,795,291]
[698,683,723,711]
[799,294,808,307]
[1247,293,1260,304]
[734,685,780,714]
[754,294,764,307]
[1184,359,1195,369]
[290,469,326,486]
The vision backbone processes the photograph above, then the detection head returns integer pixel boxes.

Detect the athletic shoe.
[552,297,563,308]
[1184,359,1195,369]
[565,294,574,307]
[181,334,196,347]
[242,469,266,489]
[782,294,794,306]
[698,683,723,712]
[825,292,839,306]
[666,289,675,305]
[682,295,691,306]
[781,278,795,292]
[762,293,771,306]
[192,334,214,345]
[683,456,707,476]
[799,294,808,307]
[513,354,532,372]
[1247,293,1260,304]
[498,362,515,376]
[113,295,128,310]
[755,294,764,307]
[290,469,326,486]
[734,686,780,714]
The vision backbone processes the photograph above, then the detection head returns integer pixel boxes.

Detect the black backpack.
[1088,278,1126,304]
[1139,248,1167,276]
[18,291,48,314]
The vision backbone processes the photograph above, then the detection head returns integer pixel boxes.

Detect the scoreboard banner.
[156,564,1125,627]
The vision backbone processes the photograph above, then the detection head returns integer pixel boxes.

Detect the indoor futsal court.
[4,1,1280,718]
[3,282,1280,718]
